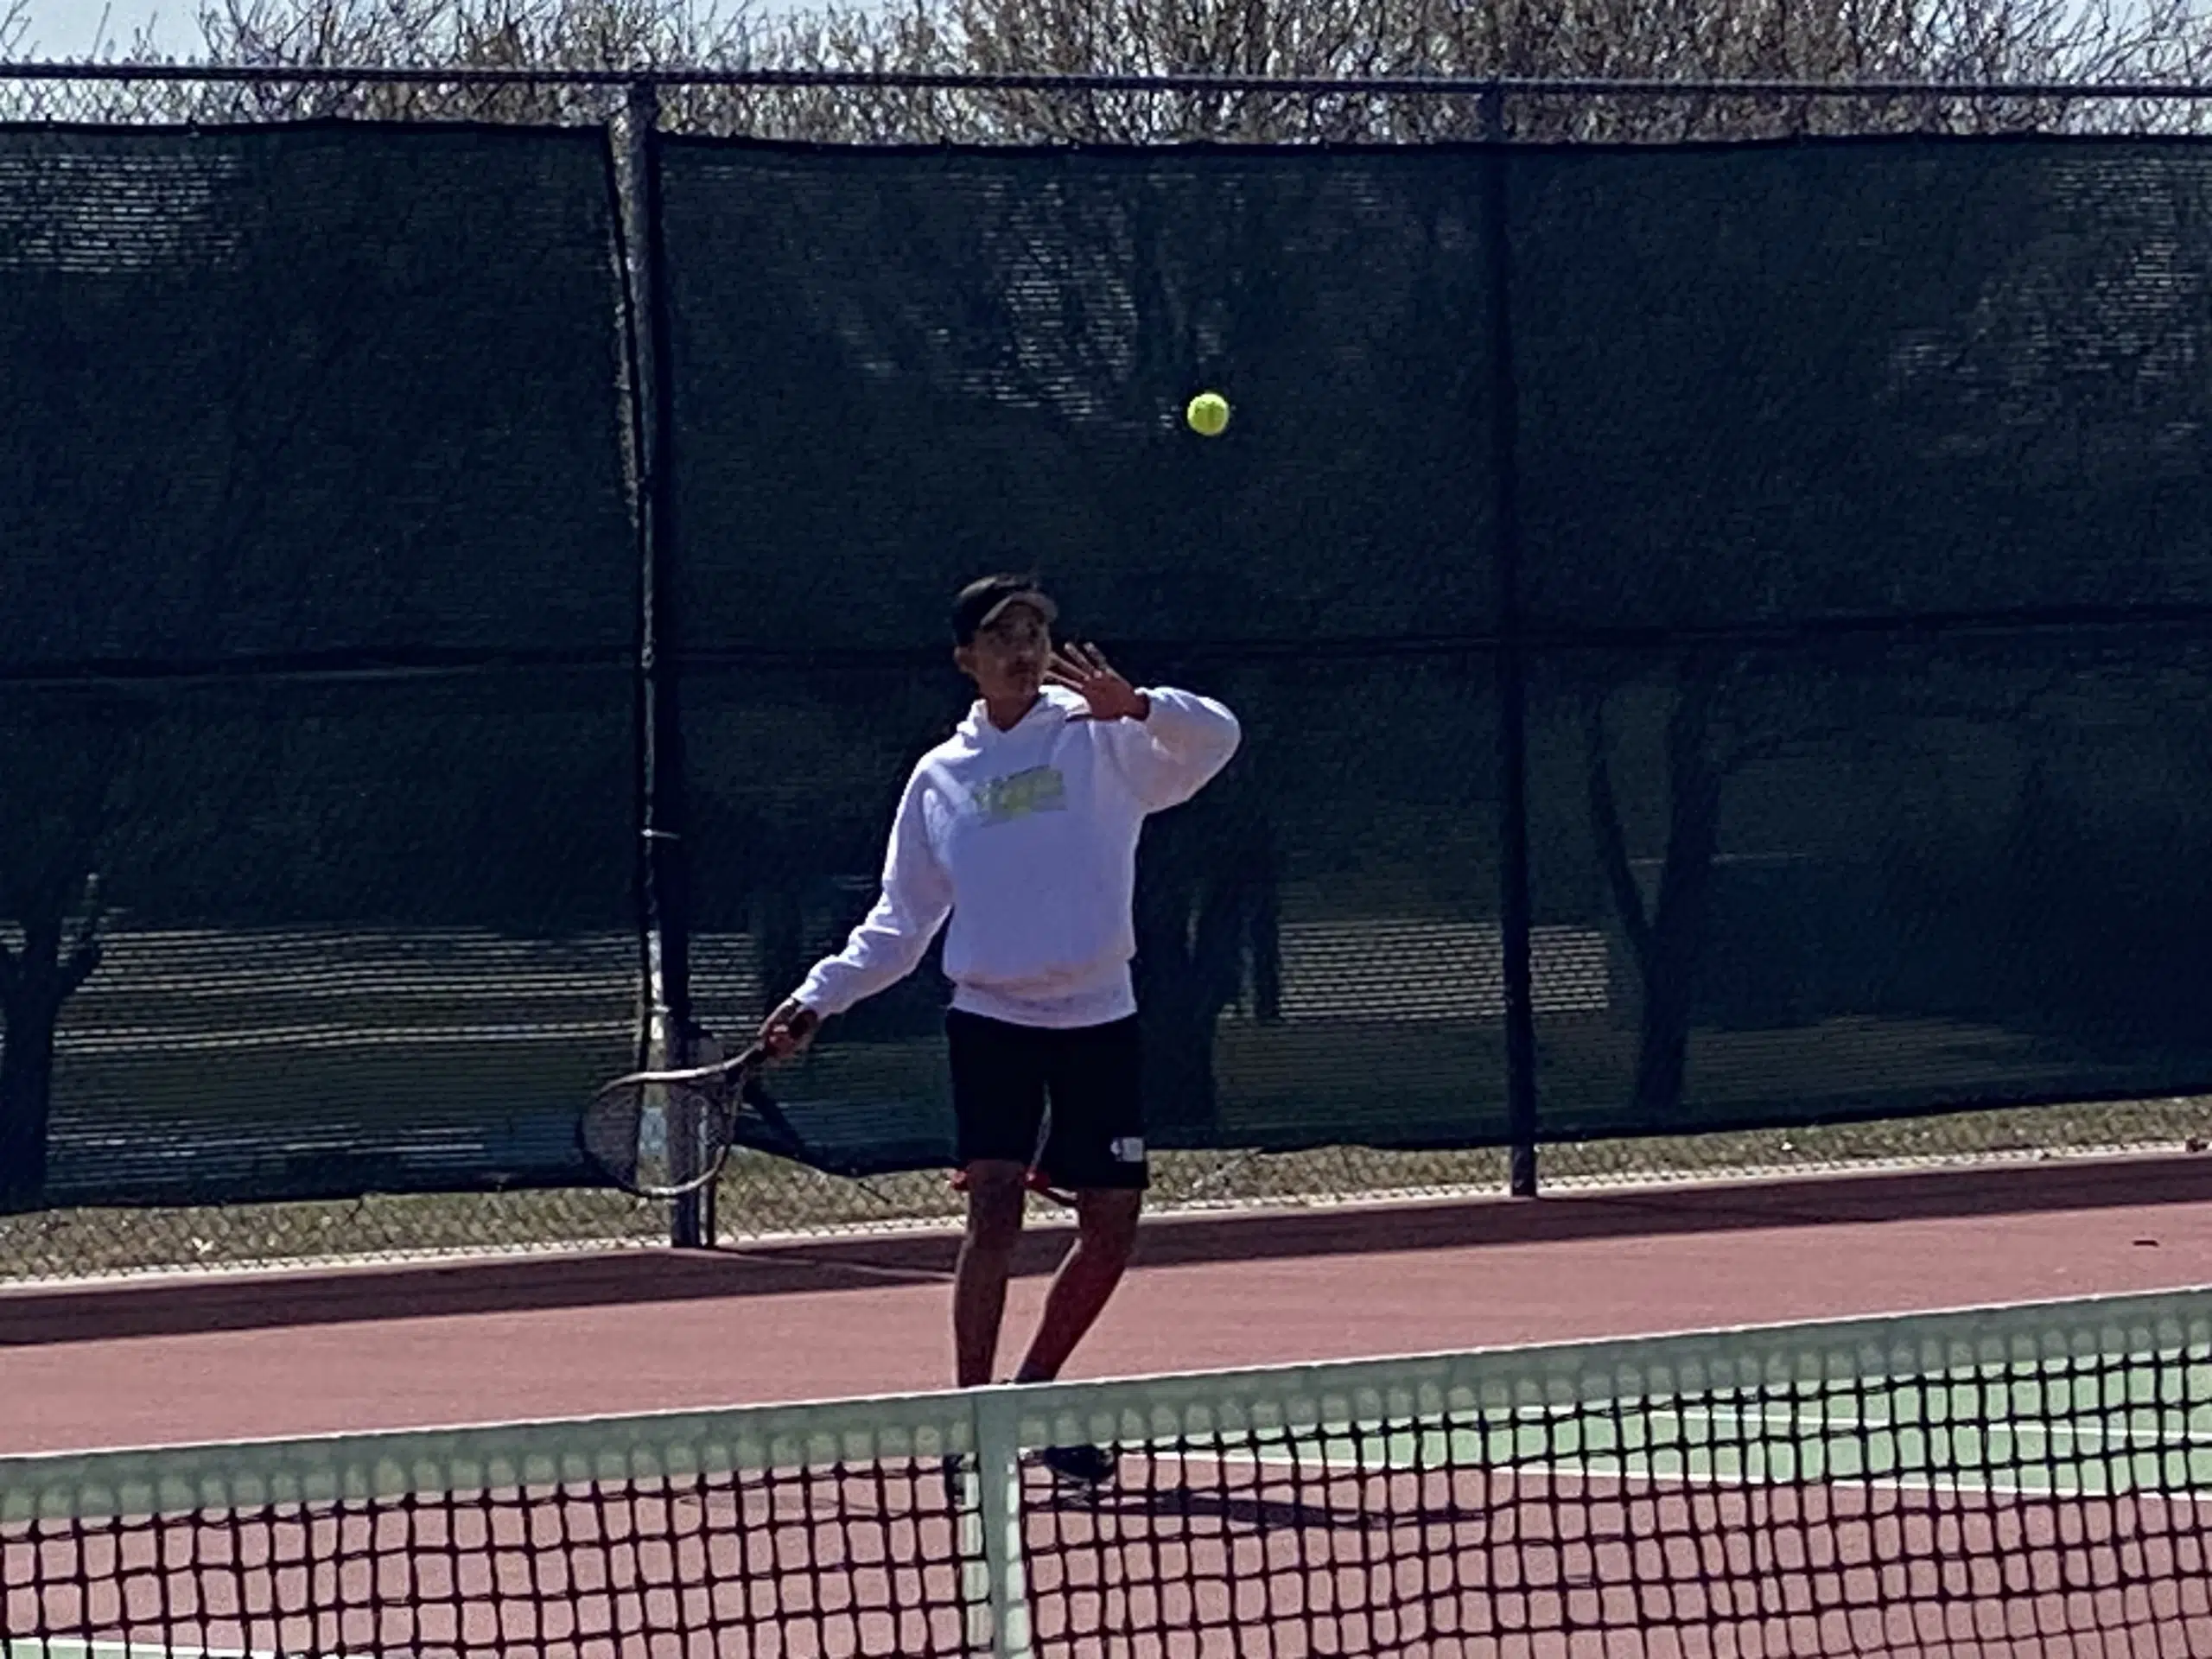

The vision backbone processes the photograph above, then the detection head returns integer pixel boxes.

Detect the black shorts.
[945,1009,1147,1192]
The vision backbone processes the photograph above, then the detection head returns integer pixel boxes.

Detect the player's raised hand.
[1048,643,1149,722]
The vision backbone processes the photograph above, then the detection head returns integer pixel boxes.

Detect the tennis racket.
[582,1037,789,1199]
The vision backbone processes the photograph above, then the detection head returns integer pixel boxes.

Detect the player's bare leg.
[1014,1187,1141,1488]
[952,1160,1029,1388]
[1013,1188,1141,1385]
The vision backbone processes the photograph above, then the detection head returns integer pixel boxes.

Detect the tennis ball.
[1185,391,1231,437]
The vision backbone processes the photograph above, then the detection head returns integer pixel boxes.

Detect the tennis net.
[4,1285,2210,1656]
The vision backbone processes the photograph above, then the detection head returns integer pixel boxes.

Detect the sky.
[9,0,800,60]
[13,0,194,58]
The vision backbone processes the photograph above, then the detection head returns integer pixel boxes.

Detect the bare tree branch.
[16,0,2202,139]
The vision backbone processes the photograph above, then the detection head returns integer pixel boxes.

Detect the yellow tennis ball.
[1185,391,1231,437]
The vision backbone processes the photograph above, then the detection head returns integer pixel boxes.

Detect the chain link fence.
[5,1096,2208,1283]
[4,65,2212,1287]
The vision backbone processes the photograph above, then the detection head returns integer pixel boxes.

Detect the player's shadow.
[1039,1478,1500,1535]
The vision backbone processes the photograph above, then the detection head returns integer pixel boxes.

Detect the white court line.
[1194,1445,2212,1506]
[1669,1403,2212,1451]
[1484,1398,2212,1451]
[1242,1398,2212,1455]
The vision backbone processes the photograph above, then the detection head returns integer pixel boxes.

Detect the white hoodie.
[794,684,1243,1029]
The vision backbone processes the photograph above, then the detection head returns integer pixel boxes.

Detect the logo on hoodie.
[973,765,1068,825]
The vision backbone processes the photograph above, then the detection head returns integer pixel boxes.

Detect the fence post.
[620,79,707,1247]
[1481,83,1541,1199]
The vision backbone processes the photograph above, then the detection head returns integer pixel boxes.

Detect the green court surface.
[1236,1376,2212,1503]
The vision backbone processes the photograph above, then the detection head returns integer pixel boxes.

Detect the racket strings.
[582,1075,734,1198]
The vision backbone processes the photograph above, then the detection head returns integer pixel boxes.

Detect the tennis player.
[759,574,1240,1479]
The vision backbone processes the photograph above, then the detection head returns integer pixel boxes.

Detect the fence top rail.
[1,63,2211,99]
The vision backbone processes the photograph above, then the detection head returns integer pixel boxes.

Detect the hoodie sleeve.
[1103,686,1243,813]
[793,765,954,1019]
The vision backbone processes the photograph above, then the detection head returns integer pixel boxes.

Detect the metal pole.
[621,80,709,1248]
[1482,84,1541,1199]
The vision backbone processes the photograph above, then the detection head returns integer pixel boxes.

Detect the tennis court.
[4,1255,2211,1657]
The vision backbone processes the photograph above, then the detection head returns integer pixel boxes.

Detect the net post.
[969,1387,1033,1659]
[1482,81,1541,1200]
[620,77,708,1248]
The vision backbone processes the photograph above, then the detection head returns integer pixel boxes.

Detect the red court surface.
[1020,1461,2212,1658]
[8,1153,2212,1658]
[3,1151,2211,1455]
[11,1458,2206,1656]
